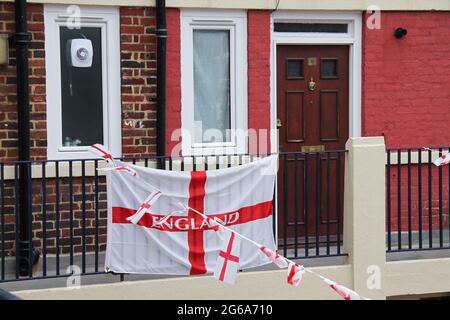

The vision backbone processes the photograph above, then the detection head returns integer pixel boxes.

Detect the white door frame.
[270,11,362,153]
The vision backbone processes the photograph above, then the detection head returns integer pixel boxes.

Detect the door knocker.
[308,77,316,92]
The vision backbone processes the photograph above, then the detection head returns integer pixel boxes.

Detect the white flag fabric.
[213,230,241,284]
[286,262,304,286]
[433,153,450,167]
[324,279,364,300]
[105,155,277,275]
[260,246,288,268]
[100,166,138,177]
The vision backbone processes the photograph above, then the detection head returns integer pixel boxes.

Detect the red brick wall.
[0,3,46,161]
[362,11,450,148]
[0,4,158,161]
[247,10,271,154]
[0,5,158,265]
[120,7,158,157]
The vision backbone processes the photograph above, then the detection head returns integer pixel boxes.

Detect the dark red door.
[277,45,349,247]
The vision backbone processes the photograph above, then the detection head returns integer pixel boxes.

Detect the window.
[44,5,121,159]
[181,10,247,155]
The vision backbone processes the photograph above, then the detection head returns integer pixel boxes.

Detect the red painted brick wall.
[362,11,450,148]
[165,9,273,155]
[248,10,271,154]
[165,8,181,155]
[0,3,46,161]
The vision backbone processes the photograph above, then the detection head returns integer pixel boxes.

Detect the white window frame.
[44,5,121,160]
[181,9,247,156]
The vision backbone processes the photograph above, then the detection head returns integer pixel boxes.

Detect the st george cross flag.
[214,230,241,284]
[324,279,364,300]
[100,166,138,177]
[89,144,115,165]
[286,262,304,287]
[433,153,450,167]
[105,155,278,275]
[260,246,288,268]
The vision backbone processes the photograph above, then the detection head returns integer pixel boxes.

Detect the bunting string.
[90,144,368,300]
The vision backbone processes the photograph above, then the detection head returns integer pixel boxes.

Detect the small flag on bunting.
[286,262,305,287]
[99,166,137,177]
[126,191,162,225]
[89,144,115,165]
[214,230,241,285]
[433,153,450,167]
[324,279,364,300]
[260,246,288,268]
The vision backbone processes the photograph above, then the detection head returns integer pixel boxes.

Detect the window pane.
[286,59,304,79]
[60,27,103,147]
[193,30,231,143]
[274,23,348,33]
[321,59,338,78]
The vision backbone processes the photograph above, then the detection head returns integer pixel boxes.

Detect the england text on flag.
[105,155,277,275]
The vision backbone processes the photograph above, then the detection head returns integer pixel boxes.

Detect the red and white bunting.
[287,262,305,287]
[126,191,162,225]
[324,279,364,300]
[100,166,137,177]
[89,144,115,165]
[433,153,450,167]
[214,230,241,285]
[260,246,288,269]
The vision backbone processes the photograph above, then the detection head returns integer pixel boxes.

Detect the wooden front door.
[277,45,349,246]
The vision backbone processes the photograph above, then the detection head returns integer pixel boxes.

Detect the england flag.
[324,279,364,300]
[104,155,278,275]
[213,230,241,284]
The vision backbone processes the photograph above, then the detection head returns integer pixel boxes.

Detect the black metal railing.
[0,151,346,283]
[278,151,346,259]
[386,147,450,252]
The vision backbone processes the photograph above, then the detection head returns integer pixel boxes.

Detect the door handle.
[277,118,282,128]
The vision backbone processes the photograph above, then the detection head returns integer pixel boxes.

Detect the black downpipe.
[156,0,166,160]
[14,0,37,276]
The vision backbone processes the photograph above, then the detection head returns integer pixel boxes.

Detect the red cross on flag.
[214,230,241,284]
[433,153,450,167]
[105,155,277,275]
[324,279,364,300]
[286,262,305,286]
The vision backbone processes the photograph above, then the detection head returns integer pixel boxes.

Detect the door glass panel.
[60,26,103,147]
[321,59,338,78]
[286,59,304,79]
[193,30,231,143]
